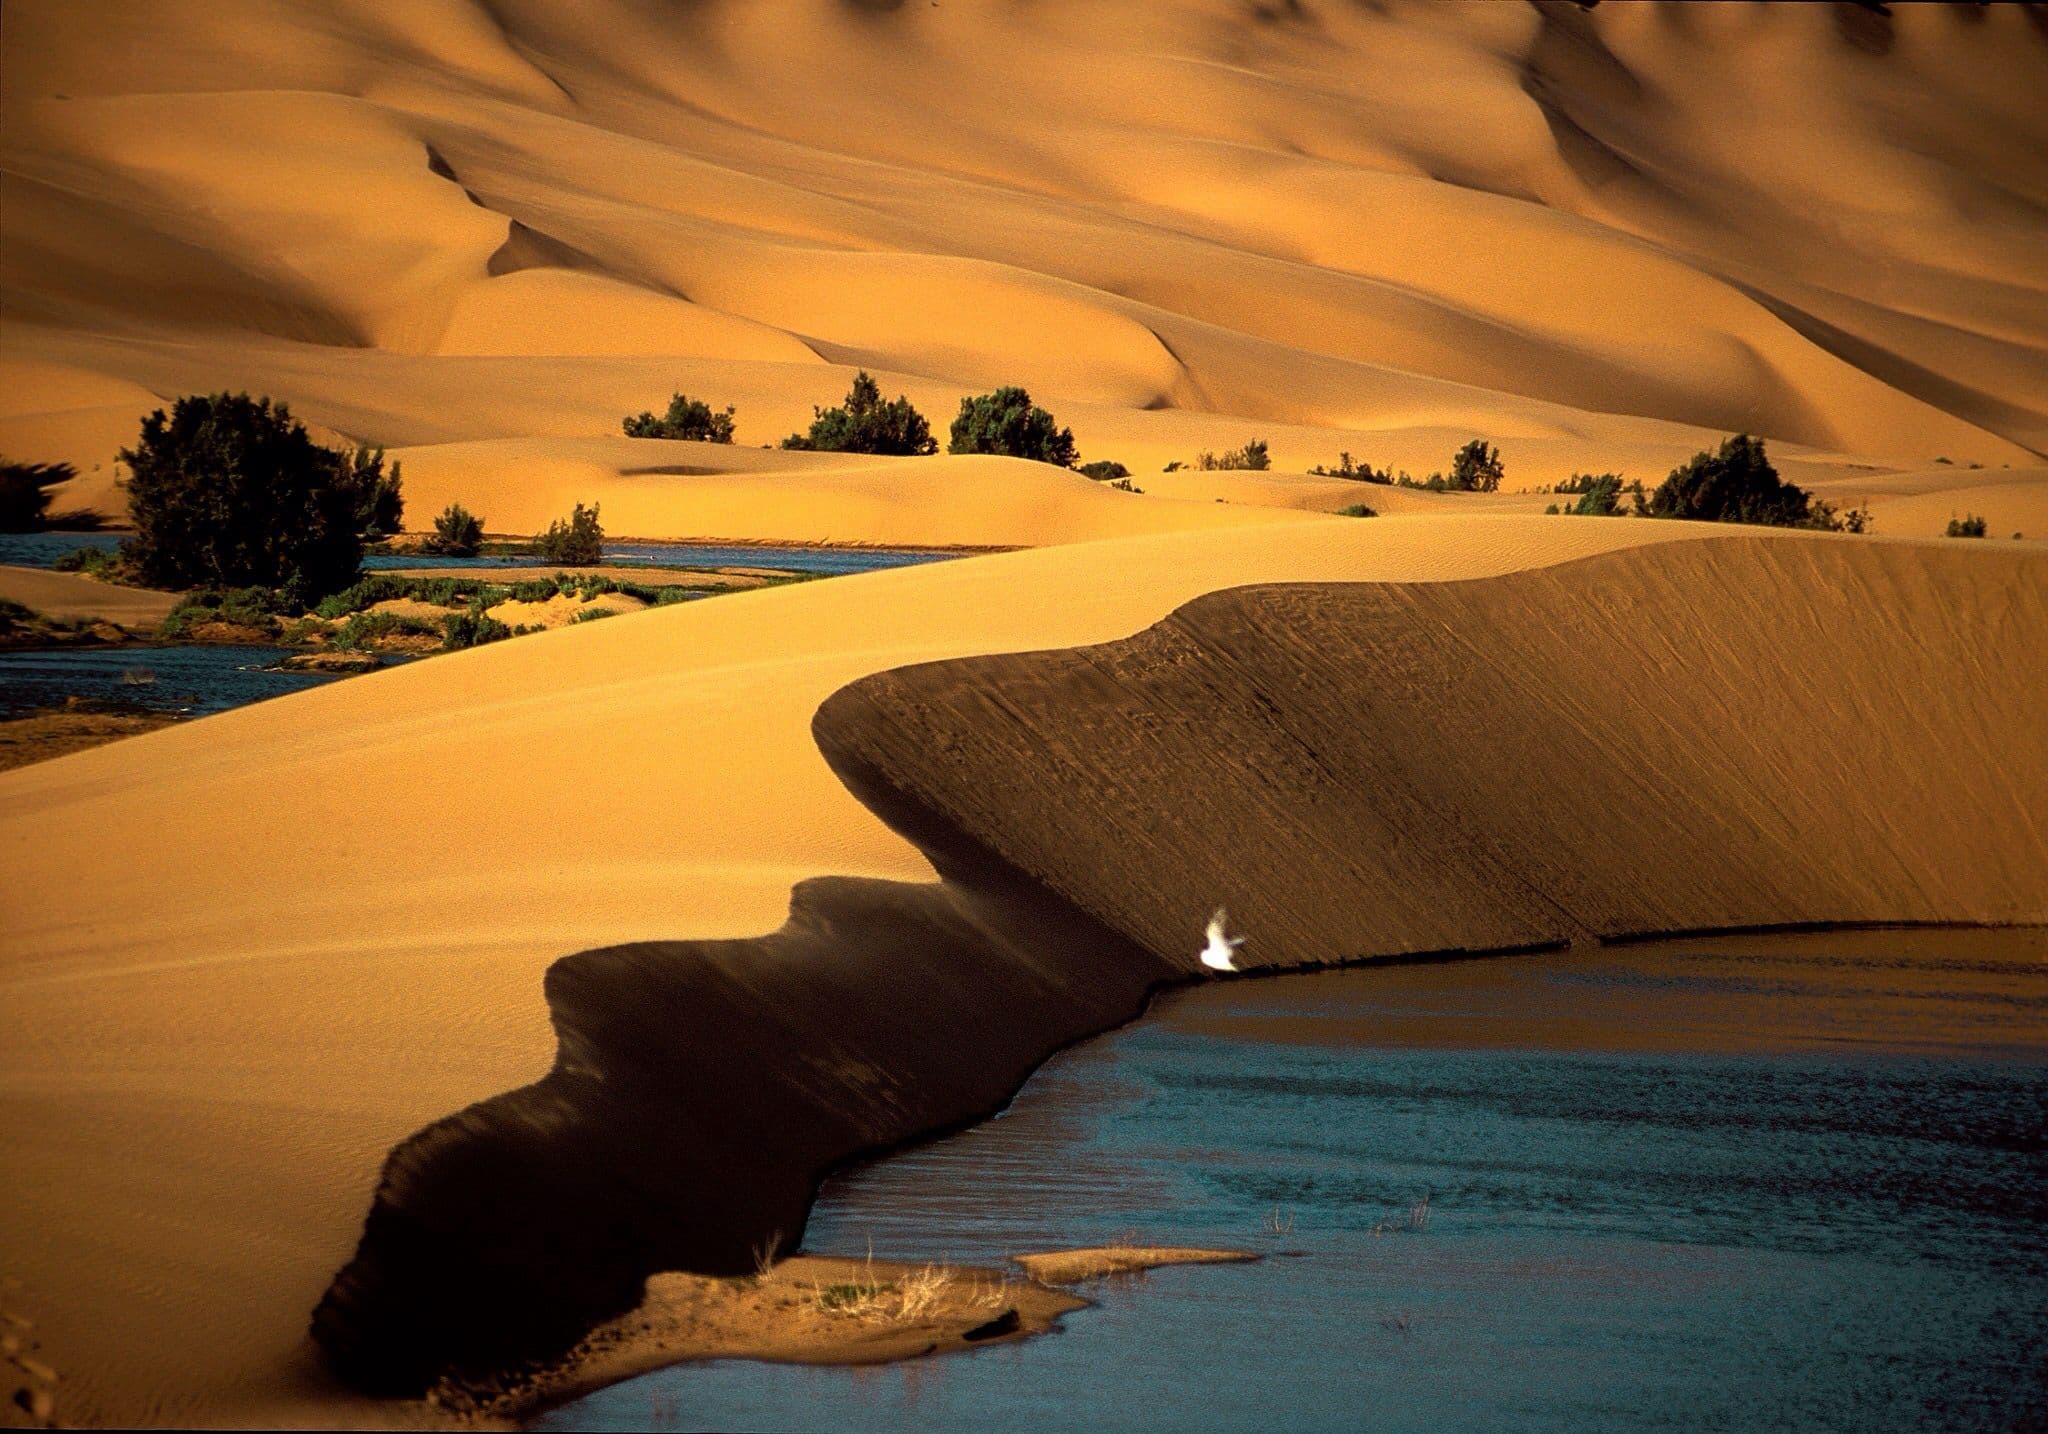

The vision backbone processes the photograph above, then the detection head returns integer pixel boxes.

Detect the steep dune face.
[311,536,2047,1393]
[3,0,2044,527]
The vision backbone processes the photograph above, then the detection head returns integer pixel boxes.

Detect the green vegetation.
[157,586,286,639]
[1448,439,1504,493]
[1078,460,1130,481]
[1645,434,1867,531]
[52,546,124,580]
[622,392,737,443]
[1310,452,1392,484]
[568,605,619,624]
[1549,473,1644,517]
[1946,513,1988,538]
[536,502,604,565]
[815,1282,892,1312]
[1337,503,1378,518]
[782,372,936,455]
[428,502,484,557]
[442,610,514,649]
[121,392,401,604]
[1,457,104,532]
[329,611,443,651]
[1196,439,1270,472]
[946,387,1077,466]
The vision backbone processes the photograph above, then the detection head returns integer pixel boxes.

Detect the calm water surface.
[0,644,357,717]
[0,532,956,577]
[544,930,2047,1433]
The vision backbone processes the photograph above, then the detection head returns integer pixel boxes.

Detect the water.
[363,544,957,576]
[544,930,2048,1432]
[0,531,120,568]
[0,644,359,717]
[0,532,955,577]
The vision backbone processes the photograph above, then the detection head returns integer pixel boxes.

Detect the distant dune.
[3,0,2045,539]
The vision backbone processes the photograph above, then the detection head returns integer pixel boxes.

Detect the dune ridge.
[308,536,2046,1395]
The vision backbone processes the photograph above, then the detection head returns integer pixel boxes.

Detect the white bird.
[1200,907,1245,972]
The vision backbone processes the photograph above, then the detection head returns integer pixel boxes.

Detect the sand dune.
[0,565,177,627]
[3,0,2044,534]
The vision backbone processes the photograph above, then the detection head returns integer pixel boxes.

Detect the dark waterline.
[0,644,367,718]
[540,929,2047,1433]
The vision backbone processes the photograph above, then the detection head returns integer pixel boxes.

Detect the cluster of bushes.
[1946,513,1987,538]
[426,502,484,557]
[0,457,105,532]
[157,586,286,639]
[1196,439,1270,472]
[535,502,604,565]
[1533,436,1870,531]
[622,393,737,443]
[1543,473,1643,517]
[1308,439,1503,492]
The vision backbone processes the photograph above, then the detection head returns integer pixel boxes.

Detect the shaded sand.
[0,565,177,628]
[312,534,2045,1394]
[4,1,2045,533]
[0,709,181,773]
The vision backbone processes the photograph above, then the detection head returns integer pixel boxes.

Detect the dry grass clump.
[806,1252,1006,1324]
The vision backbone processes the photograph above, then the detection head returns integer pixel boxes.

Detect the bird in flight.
[1201,908,1245,972]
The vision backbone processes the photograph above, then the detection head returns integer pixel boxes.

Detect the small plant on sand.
[947,387,1077,467]
[783,371,936,456]
[622,392,737,443]
[535,502,604,565]
[1337,503,1378,518]
[1448,438,1504,493]
[1262,1207,1295,1236]
[1945,512,1988,538]
[751,1231,785,1279]
[427,502,484,557]
[441,610,512,650]
[1310,451,1393,484]
[51,545,123,579]
[1078,460,1130,481]
[568,605,619,624]
[1196,439,1270,472]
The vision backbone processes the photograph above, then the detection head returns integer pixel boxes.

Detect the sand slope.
[3,0,2044,536]
[3,519,2043,1421]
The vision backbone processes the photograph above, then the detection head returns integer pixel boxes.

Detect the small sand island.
[2,1,2045,1430]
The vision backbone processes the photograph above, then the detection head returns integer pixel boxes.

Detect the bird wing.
[1207,907,1228,940]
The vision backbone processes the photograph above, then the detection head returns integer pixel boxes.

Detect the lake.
[0,644,362,718]
[541,929,2047,1432]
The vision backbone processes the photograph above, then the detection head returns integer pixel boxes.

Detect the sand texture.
[3,0,2045,540]
[0,565,177,628]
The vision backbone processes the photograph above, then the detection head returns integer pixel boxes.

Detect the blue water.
[0,644,355,717]
[0,531,120,567]
[544,932,2047,1432]
[363,544,956,576]
[0,532,955,578]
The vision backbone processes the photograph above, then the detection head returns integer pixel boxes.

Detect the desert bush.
[1337,503,1378,517]
[1449,439,1504,493]
[782,372,936,455]
[946,387,1077,466]
[348,446,404,537]
[1557,473,1629,516]
[1310,452,1392,484]
[330,610,441,651]
[0,457,88,531]
[536,502,604,565]
[1107,477,1144,493]
[441,610,513,649]
[1196,439,1270,472]
[568,605,619,625]
[158,586,285,638]
[1645,434,1819,527]
[52,545,122,579]
[653,586,705,606]
[1946,513,1988,538]
[428,502,485,557]
[121,393,400,603]
[622,393,737,443]
[1078,460,1130,481]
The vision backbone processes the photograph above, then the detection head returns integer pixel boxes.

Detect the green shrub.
[52,545,121,579]
[535,502,604,565]
[1946,513,1988,538]
[654,587,704,606]
[1449,439,1504,493]
[120,393,399,603]
[1196,439,1270,472]
[1560,473,1626,516]
[568,605,619,625]
[1078,460,1130,481]
[622,393,737,443]
[1337,503,1378,517]
[0,458,82,532]
[329,611,441,651]
[429,502,485,557]
[946,387,1076,466]
[782,372,935,455]
[158,586,285,639]
[442,610,513,649]
[1646,435,1815,527]
[1107,477,1144,493]
[1310,452,1392,484]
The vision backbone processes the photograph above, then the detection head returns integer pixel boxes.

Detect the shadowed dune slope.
[311,536,2046,1394]
[4,0,2046,533]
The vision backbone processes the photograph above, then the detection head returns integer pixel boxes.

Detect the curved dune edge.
[311,536,2047,1398]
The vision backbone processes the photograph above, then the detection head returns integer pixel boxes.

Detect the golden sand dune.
[4,0,2045,536]
[3,518,2043,1422]
[0,565,177,627]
